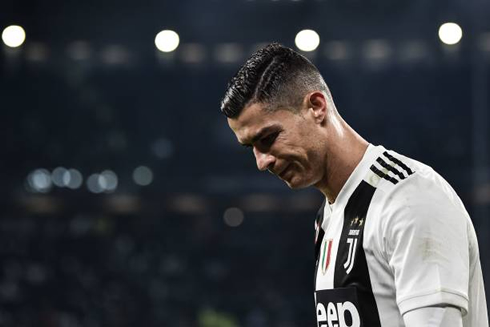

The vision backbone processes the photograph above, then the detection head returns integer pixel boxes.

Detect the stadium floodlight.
[2,25,26,48]
[295,29,320,52]
[438,22,463,45]
[155,30,180,53]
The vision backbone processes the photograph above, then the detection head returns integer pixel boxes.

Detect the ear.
[304,91,327,124]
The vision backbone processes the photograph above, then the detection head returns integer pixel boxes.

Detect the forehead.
[227,103,291,144]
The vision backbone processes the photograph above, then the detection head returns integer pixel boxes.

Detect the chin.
[284,176,313,190]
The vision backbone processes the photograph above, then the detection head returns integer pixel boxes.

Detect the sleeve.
[383,174,470,316]
[403,306,463,327]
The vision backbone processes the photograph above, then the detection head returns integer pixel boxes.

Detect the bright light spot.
[87,174,104,193]
[2,25,26,48]
[295,29,320,52]
[64,169,83,189]
[223,207,244,227]
[155,30,180,53]
[27,169,52,193]
[52,167,68,187]
[100,170,118,192]
[133,166,153,186]
[438,22,463,45]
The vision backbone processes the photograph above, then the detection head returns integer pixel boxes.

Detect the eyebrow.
[240,124,280,147]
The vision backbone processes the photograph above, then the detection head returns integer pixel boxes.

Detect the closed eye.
[260,131,279,147]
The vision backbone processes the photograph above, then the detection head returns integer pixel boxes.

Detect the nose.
[253,147,276,171]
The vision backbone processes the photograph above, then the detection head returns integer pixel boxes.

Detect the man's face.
[227,102,326,189]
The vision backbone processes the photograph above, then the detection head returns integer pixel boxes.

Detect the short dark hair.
[220,43,328,118]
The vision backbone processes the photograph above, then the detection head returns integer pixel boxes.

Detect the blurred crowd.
[0,209,315,327]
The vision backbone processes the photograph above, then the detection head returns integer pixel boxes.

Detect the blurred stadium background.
[1,0,489,326]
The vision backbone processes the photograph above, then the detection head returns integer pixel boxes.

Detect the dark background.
[1,0,489,326]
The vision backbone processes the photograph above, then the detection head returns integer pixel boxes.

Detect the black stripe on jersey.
[370,164,399,185]
[383,151,414,176]
[334,180,382,326]
[376,157,407,180]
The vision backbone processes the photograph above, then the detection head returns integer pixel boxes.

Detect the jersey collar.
[330,144,384,212]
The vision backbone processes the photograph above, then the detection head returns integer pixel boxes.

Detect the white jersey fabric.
[314,144,488,327]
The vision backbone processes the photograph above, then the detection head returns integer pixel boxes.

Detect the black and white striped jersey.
[314,145,488,327]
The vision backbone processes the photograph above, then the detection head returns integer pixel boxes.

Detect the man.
[220,43,488,326]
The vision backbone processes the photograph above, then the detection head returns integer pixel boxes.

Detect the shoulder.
[366,148,470,235]
[368,148,466,216]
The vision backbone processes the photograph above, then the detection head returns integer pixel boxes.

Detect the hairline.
[230,88,331,119]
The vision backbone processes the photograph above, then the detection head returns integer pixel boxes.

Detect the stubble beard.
[283,165,320,190]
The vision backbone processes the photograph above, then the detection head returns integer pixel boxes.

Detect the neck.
[315,118,369,203]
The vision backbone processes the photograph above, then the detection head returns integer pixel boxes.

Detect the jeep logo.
[316,301,361,327]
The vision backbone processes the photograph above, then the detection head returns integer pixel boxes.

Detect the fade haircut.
[220,43,329,118]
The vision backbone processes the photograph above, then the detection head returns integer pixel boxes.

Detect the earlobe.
[315,112,326,125]
[307,91,327,124]
[312,109,320,119]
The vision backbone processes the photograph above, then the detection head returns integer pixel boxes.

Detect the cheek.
[301,150,325,178]
[287,150,318,176]
[278,132,317,165]
[284,146,308,165]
